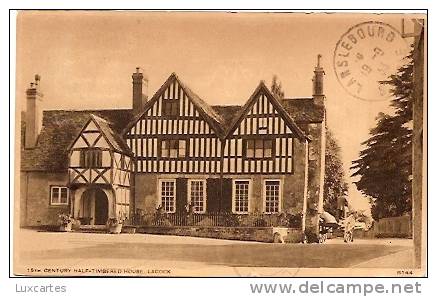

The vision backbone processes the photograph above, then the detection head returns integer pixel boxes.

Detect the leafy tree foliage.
[324,128,348,215]
[351,55,413,219]
[271,75,285,99]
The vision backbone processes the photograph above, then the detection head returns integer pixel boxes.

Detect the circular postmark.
[333,21,410,101]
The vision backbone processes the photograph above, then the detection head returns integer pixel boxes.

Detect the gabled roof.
[211,105,242,126]
[225,81,309,141]
[21,109,134,171]
[68,114,132,155]
[124,73,323,138]
[123,73,226,136]
[176,76,225,128]
[21,73,324,172]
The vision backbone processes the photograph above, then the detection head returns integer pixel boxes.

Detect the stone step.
[78,225,107,233]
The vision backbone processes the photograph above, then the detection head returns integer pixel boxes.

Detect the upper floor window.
[50,186,69,206]
[245,139,274,159]
[162,99,180,117]
[160,139,186,158]
[80,149,103,168]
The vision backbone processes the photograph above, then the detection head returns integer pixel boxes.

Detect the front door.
[94,189,109,225]
[206,178,232,213]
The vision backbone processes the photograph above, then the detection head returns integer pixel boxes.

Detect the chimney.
[312,54,325,106]
[25,74,43,148]
[132,67,148,114]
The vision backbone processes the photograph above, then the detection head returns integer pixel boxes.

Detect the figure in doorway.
[155,204,164,225]
[185,202,195,226]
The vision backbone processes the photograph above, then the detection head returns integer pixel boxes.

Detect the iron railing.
[134,211,302,228]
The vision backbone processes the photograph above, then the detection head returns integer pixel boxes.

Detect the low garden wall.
[136,226,303,243]
[353,215,412,239]
[28,224,303,243]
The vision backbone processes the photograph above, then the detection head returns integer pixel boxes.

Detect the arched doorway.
[94,189,109,225]
[79,188,109,225]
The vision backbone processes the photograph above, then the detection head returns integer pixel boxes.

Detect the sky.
[16,11,419,212]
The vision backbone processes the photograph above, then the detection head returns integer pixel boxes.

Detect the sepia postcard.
[13,10,427,277]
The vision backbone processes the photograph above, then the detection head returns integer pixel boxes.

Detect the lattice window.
[160,180,176,213]
[189,180,206,213]
[160,140,186,158]
[178,140,186,157]
[246,139,273,159]
[162,99,180,117]
[50,186,69,205]
[79,149,103,168]
[233,180,250,214]
[264,180,281,213]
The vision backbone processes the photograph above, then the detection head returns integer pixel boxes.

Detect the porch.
[71,186,116,226]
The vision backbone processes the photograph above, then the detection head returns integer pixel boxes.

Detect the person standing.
[343,211,357,243]
[337,195,349,221]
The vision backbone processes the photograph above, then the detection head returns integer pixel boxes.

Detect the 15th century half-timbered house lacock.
[20,56,327,238]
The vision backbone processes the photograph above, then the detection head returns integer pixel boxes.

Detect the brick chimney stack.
[312,54,325,106]
[132,67,148,114]
[25,74,43,148]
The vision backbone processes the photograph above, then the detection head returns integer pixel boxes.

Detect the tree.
[351,54,413,220]
[323,128,348,215]
[271,75,284,99]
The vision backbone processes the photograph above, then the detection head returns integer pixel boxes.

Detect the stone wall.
[134,173,159,213]
[130,121,323,232]
[137,226,303,243]
[303,121,325,234]
[20,171,69,226]
[134,172,305,218]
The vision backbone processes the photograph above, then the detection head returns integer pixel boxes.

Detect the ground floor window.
[50,186,69,205]
[188,180,206,213]
[264,180,281,213]
[159,179,176,213]
[232,180,250,214]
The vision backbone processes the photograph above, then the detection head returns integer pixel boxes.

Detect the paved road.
[14,229,414,276]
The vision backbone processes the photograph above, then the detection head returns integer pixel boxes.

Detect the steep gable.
[124,73,225,137]
[226,82,308,140]
[21,109,133,172]
[21,77,321,173]
[70,117,110,150]
[69,114,131,154]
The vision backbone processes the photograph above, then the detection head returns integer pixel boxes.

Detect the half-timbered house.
[20,56,326,235]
